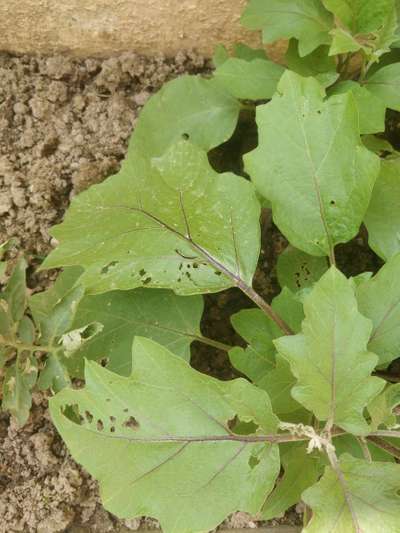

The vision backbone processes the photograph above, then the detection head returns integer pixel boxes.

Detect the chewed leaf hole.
[248,455,260,469]
[182,133,190,140]
[228,415,259,435]
[101,261,119,275]
[85,410,93,423]
[123,416,140,430]
[100,357,109,367]
[97,419,104,431]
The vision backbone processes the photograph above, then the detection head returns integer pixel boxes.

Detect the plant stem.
[367,436,400,460]
[369,430,400,439]
[193,335,232,352]
[235,281,294,335]
[357,437,372,463]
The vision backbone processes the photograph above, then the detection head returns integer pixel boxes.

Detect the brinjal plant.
[2,1,400,531]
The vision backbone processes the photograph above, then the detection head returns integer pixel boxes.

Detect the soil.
[0,50,385,533]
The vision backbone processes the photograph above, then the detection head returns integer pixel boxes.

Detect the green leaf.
[37,353,71,393]
[276,267,384,435]
[2,257,27,324]
[262,444,322,520]
[241,0,334,57]
[212,44,229,68]
[329,80,387,134]
[357,254,400,365]
[333,434,396,462]
[229,288,304,383]
[70,288,204,376]
[245,72,380,257]
[233,43,268,62]
[285,40,339,88]
[368,383,400,430]
[328,28,365,55]
[364,158,400,261]
[364,63,400,111]
[2,355,38,426]
[303,454,400,533]
[129,75,240,159]
[277,246,328,292]
[323,0,395,33]
[257,355,300,414]
[42,141,261,295]
[50,337,280,532]
[214,58,285,100]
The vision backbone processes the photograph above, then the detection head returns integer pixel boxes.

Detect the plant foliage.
[2,1,400,531]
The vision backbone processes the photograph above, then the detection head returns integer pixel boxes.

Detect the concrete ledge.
[0,0,261,57]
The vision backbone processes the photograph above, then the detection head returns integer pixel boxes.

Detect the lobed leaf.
[303,454,400,532]
[50,337,280,533]
[285,40,339,88]
[241,0,334,56]
[42,140,261,295]
[245,72,380,258]
[357,254,400,366]
[276,267,384,435]
[364,63,400,112]
[214,58,285,100]
[129,75,241,159]
[71,288,204,376]
[364,158,400,261]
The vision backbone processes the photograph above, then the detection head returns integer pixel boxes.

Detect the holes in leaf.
[97,419,104,431]
[214,271,222,276]
[101,261,118,275]
[110,426,115,433]
[109,416,116,423]
[99,357,109,367]
[228,415,259,436]
[123,408,129,413]
[139,268,146,277]
[123,416,140,430]
[182,133,190,140]
[248,455,260,469]
[330,200,336,206]
[85,410,93,423]
[193,263,199,269]
[143,276,152,285]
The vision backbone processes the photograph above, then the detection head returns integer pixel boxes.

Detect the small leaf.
[70,288,204,376]
[241,0,334,57]
[368,383,400,430]
[37,353,71,393]
[233,43,268,62]
[277,246,328,292]
[2,355,38,425]
[30,267,84,344]
[303,454,400,532]
[329,80,387,134]
[245,72,380,257]
[42,141,261,295]
[129,75,240,159]
[214,58,285,100]
[262,444,322,520]
[212,44,229,68]
[328,28,364,55]
[2,257,27,324]
[276,267,384,435]
[50,337,280,532]
[285,40,339,88]
[364,63,400,111]
[364,158,400,261]
[357,254,400,366]
[229,288,304,383]
[257,355,300,414]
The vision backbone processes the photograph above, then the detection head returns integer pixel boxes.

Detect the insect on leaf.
[50,337,280,533]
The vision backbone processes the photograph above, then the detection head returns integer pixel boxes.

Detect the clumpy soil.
[0,51,303,532]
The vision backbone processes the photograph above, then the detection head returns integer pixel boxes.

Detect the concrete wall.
[0,0,261,57]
